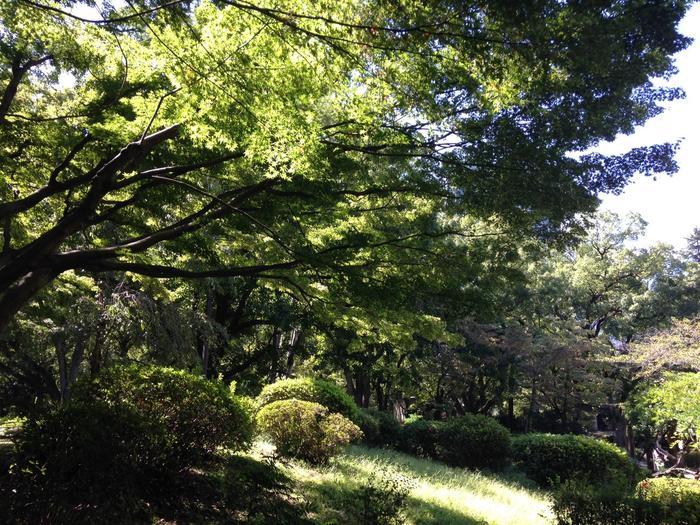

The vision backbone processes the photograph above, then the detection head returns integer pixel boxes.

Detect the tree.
[521,212,698,343]
[0,0,690,334]
[686,227,700,263]
[618,316,700,380]
[627,371,700,477]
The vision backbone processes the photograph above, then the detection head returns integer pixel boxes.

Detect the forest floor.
[254,443,554,525]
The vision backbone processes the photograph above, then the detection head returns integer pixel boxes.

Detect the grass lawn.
[252,443,554,525]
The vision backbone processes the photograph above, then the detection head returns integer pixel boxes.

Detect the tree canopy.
[0,0,691,334]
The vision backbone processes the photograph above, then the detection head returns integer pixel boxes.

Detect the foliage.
[72,364,253,463]
[621,318,700,378]
[257,376,360,420]
[627,372,700,474]
[637,477,700,524]
[436,414,512,469]
[256,399,362,464]
[0,0,691,339]
[397,418,442,459]
[628,372,700,441]
[398,415,511,469]
[357,408,402,448]
[552,477,700,525]
[552,479,665,525]
[1,401,168,524]
[512,433,635,487]
[221,455,312,524]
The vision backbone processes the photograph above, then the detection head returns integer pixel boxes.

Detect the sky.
[598,3,700,249]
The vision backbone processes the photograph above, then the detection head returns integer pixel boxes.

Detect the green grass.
[251,442,553,525]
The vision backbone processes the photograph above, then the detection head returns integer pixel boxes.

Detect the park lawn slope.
[259,443,554,525]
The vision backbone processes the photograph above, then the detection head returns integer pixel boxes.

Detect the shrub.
[435,414,512,469]
[221,455,312,524]
[358,408,402,448]
[637,477,700,524]
[1,401,168,524]
[552,479,664,525]
[398,415,511,469]
[552,477,700,525]
[256,377,360,420]
[397,418,442,458]
[72,364,253,463]
[256,399,362,463]
[512,433,636,487]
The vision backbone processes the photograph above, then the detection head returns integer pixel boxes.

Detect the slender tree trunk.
[392,392,406,423]
[201,283,213,378]
[53,331,68,404]
[525,377,538,433]
[343,366,355,398]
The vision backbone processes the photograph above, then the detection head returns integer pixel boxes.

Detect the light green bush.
[637,477,700,523]
[256,399,362,463]
[256,377,360,420]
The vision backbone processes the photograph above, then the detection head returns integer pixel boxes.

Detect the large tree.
[0,0,691,333]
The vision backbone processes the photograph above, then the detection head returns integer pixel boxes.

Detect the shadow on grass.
[292,455,501,525]
[149,455,312,525]
[343,446,544,498]
[405,495,488,525]
[297,473,492,525]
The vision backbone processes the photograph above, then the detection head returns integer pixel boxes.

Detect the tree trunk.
[392,392,406,423]
[201,283,213,378]
[525,377,538,433]
[53,331,68,404]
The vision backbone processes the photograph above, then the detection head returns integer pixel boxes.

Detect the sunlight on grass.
[251,442,553,525]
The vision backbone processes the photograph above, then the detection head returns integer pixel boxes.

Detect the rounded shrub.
[72,364,253,464]
[435,414,512,469]
[256,377,360,420]
[3,401,168,524]
[256,399,362,464]
[357,408,402,447]
[512,433,635,487]
[398,418,442,458]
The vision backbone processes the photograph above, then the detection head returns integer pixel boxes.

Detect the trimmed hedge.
[357,408,402,448]
[398,415,511,469]
[398,418,441,458]
[256,399,362,464]
[436,414,512,469]
[256,377,360,420]
[72,365,254,463]
[512,433,635,487]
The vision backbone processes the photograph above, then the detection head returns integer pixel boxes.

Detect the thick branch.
[77,259,303,278]
[0,55,52,123]
[0,124,180,290]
